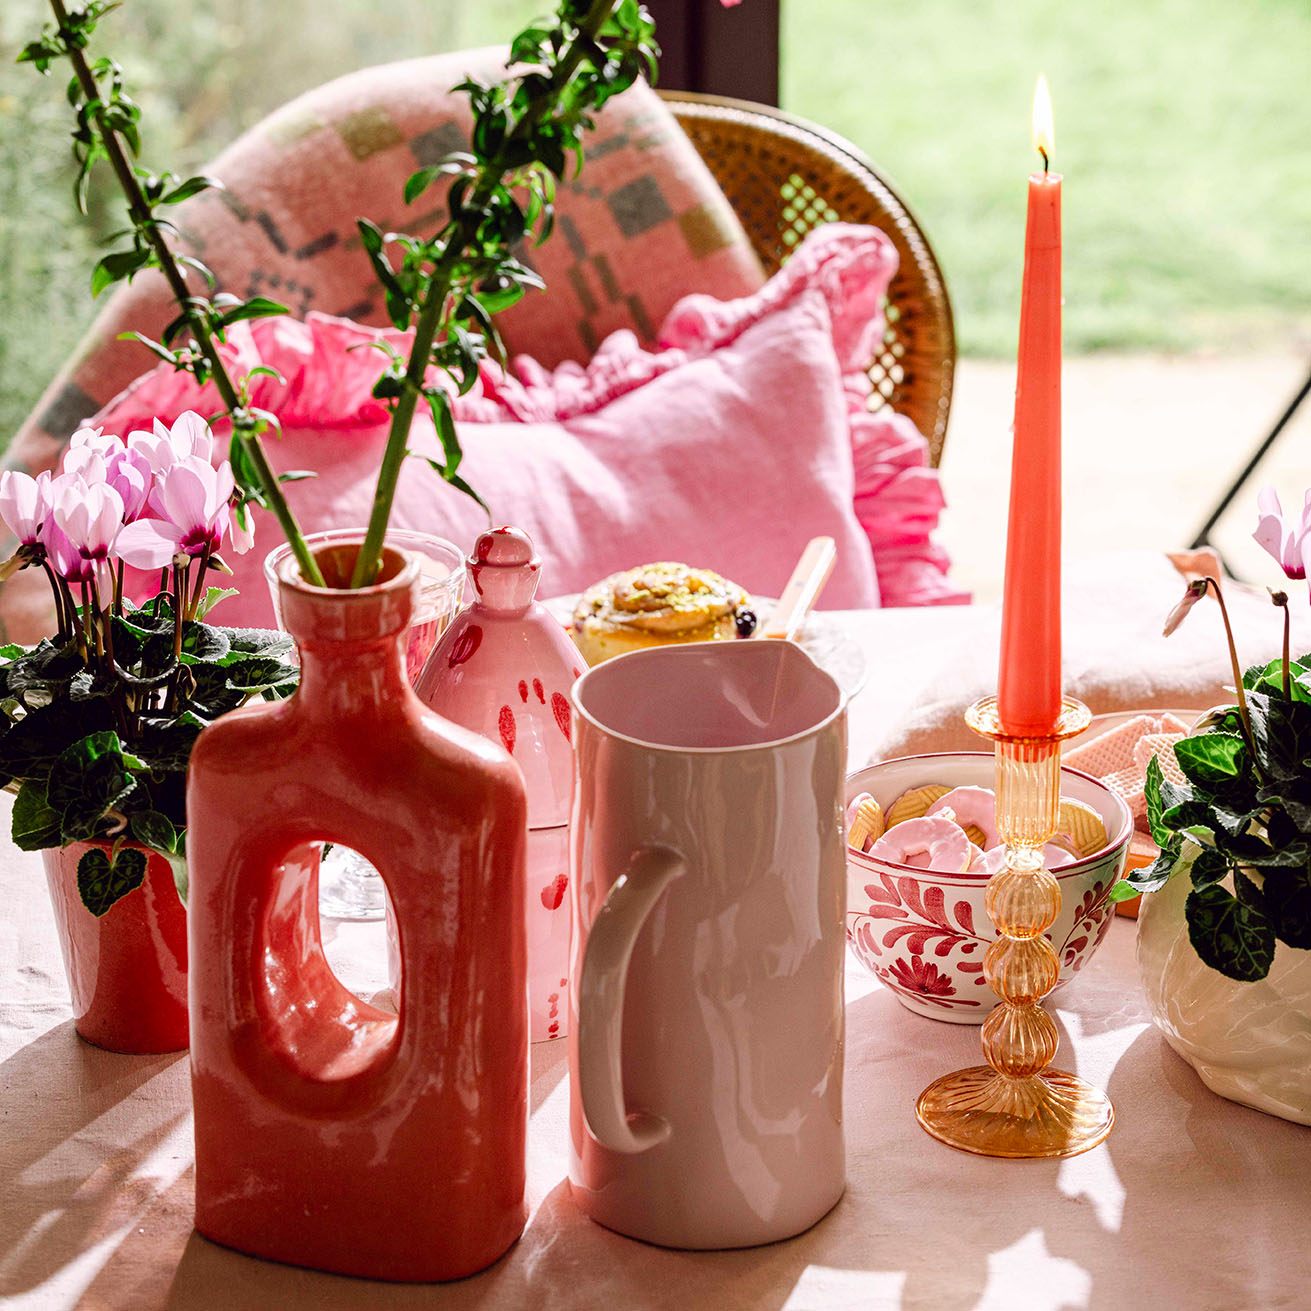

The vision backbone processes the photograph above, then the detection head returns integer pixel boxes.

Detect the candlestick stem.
[915,695,1114,1158]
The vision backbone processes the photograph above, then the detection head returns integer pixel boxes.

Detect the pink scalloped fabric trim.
[94,312,506,436]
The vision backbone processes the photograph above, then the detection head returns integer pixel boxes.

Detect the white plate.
[543,595,868,698]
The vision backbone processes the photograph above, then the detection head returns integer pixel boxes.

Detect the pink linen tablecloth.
[3,597,1310,1310]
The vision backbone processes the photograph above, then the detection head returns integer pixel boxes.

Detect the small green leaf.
[216,296,288,328]
[90,246,151,296]
[159,173,223,204]
[118,331,178,366]
[77,846,148,918]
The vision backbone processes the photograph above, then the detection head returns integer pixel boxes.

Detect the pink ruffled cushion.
[486,223,966,607]
[93,224,961,624]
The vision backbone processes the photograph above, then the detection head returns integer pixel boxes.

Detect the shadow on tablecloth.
[0,1021,188,1303]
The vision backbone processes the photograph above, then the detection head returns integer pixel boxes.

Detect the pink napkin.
[1063,712,1190,824]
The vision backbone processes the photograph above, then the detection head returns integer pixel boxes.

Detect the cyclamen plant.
[0,413,297,914]
[1115,487,1311,982]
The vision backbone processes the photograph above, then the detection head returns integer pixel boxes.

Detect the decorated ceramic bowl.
[846,752,1133,1024]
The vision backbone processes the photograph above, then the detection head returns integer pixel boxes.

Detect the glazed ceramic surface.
[846,753,1132,1024]
[42,840,188,1053]
[569,640,848,1250]
[1137,867,1311,1125]
[414,526,581,1042]
[187,543,528,1282]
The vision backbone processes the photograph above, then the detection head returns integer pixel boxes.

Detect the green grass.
[783,0,1311,357]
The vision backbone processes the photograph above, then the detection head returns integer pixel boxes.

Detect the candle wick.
[1039,146,1049,174]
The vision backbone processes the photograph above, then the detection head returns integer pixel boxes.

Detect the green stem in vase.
[36,0,325,587]
[350,0,653,587]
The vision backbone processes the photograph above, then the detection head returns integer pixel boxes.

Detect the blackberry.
[734,607,758,638]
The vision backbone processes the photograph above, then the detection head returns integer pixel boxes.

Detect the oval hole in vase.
[256,842,400,1086]
[315,843,401,1013]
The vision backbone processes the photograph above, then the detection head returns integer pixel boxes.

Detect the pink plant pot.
[845,752,1132,1024]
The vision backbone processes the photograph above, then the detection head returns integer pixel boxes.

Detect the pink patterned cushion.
[92,225,962,626]
[7,52,762,480]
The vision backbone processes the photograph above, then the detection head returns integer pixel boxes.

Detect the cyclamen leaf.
[1120,841,1181,898]
[1186,845,1230,888]
[77,846,148,918]
[1185,881,1276,981]
[216,627,294,662]
[1144,755,1168,846]
[1174,732,1244,786]
[195,587,239,621]
[1262,866,1311,950]
[178,622,230,663]
[11,781,60,852]
[129,810,177,854]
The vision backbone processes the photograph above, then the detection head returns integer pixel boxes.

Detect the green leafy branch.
[349,0,659,587]
[21,0,325,586]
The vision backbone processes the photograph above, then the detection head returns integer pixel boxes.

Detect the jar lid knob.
[469,526,541,610]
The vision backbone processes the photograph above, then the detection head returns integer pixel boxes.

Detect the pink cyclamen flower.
[44,475,124,586]
[128,411,215,474]
[115,455,234,570]
[0,470,52,546]
[1253,487,1311,583]
[60,444,110,485]
[1163,578,1211,636]
[68,425,125,462]
[105,445,154,523]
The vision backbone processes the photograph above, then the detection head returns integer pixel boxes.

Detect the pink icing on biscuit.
[868,816,973,872]
[927,787,999,850]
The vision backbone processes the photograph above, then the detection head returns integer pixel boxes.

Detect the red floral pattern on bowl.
[846,752,1132,1024]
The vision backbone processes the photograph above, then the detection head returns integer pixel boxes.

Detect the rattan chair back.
[663,92,954,466]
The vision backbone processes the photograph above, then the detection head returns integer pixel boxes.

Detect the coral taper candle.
[998,75,1063,735]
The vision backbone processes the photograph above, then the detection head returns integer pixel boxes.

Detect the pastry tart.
[571,562,757,665]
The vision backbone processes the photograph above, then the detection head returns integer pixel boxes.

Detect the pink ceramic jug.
[569,640,848,1249]
[186,543,528,1281]
[415,526,582,1042]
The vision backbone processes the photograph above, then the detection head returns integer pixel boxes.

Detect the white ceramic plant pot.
[1136,867,1311,1125]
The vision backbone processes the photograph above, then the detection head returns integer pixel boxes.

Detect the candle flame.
[1032,74,1054,167]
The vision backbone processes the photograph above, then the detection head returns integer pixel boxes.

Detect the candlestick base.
[915,1066,1114,1159]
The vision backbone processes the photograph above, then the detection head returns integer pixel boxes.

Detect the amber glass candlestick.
[915,695,1115,1158]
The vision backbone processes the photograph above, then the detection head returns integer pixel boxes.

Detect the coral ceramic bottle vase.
[186,542,529,1282]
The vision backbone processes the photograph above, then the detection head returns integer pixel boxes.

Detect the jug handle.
[578,844,685,1155]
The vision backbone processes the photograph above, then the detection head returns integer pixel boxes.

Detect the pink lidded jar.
[415,526,582,1041]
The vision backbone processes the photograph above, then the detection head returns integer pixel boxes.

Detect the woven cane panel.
[664,94,954,465]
